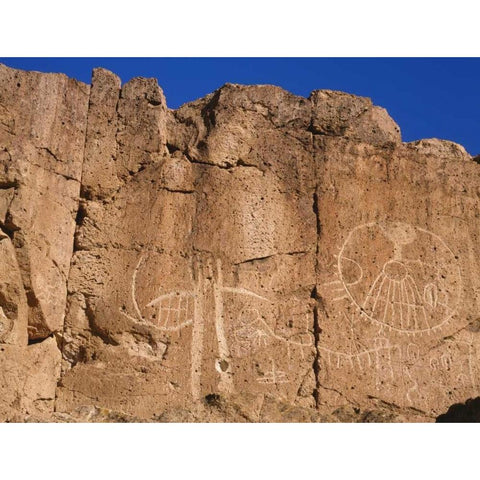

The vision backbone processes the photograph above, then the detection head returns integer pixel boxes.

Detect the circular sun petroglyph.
[336,221,462,335]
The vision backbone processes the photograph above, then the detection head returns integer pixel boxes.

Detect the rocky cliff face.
[0,63,478,422]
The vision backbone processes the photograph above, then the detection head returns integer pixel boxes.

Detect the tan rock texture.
[0,63,479,422]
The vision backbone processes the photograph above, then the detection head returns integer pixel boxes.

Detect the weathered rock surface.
[0,337,61,420]
[0,64,89,340]
[0,62,479,422]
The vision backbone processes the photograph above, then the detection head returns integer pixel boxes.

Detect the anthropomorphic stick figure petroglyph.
[233,308,270,357]
[232,305,312,361]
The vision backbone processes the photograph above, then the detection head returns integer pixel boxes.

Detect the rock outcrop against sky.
[0,63,478,422]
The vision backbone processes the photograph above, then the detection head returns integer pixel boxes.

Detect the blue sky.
[1,58,479,155]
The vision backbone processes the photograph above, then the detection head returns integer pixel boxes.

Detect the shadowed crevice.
[436,397,480,422]
[311,189,322,408]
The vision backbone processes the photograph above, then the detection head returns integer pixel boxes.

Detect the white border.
[0,424,478,479]
[1,2,478,479]
[2,0,480,56]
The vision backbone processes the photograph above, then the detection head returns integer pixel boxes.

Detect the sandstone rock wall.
[0,63,478,422]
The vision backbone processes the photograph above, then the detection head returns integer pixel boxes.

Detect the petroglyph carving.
[373,337,395,389]
[331,221,462,335]
[319,329,479,405]
[232,305,312,358]
[424,283,438,308]
[320,222,474,407]
[120,256,195,332]
[407,343,420,363]
[121,254,311,399]
[441,353,452,370]
[120,255,201,332]
[146,292,195,331]
[318,342,392,372]
[233,308,270,357]
[404,366,420,406]
[257,359,289,385]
